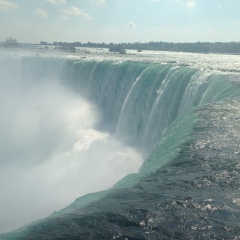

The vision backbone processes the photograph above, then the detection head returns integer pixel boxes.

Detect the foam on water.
[1,48,240,238]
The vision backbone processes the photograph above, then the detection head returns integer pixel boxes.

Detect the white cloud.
[168,0,181,4]
[63,6,92,20]
[185,0,195,9]
[35,8,48,18]
[44,0,66,5]
[126,21,136,29]
[61,15,69,21]
[90,0,106,5]
[168,0,196,9]
[0,0,18,12]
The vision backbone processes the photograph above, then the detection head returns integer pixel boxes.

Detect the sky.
[0,0,240,44]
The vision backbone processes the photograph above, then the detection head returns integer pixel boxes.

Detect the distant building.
[40,41,48,45]
[109,45,126,54]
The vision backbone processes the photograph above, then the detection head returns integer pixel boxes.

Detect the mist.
[0,55,143,233]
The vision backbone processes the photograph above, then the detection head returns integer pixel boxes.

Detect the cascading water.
[60,60,240,154]
[1,48,240,239]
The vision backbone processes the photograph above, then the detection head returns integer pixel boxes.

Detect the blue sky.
[0,0,240,43]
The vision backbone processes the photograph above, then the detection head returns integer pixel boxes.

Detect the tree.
[3,37,19,48]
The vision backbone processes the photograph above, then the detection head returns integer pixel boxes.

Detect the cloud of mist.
[63,6,92,20]
[0,0,18,12]
[44,0,66,5]
[35,8,48,18]
[126,21,136,29]
[0,56,143,233]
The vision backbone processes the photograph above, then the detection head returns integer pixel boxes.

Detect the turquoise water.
[1,49,240,239]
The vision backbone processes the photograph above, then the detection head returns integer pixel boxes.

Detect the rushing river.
[1,47,240,239]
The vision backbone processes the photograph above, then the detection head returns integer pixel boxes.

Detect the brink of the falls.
[1,48,240,240]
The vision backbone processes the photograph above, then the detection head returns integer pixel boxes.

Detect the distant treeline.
[2,38,240,54]
[49,41,240,54]
[2,38,20,48]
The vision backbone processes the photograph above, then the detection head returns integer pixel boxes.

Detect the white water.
[1,47,240,233]
[0,52,143,233]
